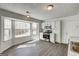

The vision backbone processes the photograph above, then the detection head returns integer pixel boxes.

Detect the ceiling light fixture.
[47,5,54,10]
[26,11,30,14]
[26,15,30,18]
[26,11,30,18]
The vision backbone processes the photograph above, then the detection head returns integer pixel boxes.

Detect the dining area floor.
[0,40,68,56]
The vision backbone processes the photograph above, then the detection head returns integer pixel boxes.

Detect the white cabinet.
[40,33,44,40]
[50,33,55,43]
[40,32,55,43]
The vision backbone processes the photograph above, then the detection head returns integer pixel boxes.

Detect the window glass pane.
[32,23,38,35]
[15,20,30,37]
[4,19,12,41]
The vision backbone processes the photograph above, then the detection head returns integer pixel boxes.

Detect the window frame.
[2,17,12,41]
[1,16,39,41]
[14,19,31,38]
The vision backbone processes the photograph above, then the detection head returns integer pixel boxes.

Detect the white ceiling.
[0,3,79,20]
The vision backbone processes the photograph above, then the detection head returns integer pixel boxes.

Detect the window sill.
[15,35,30,38]
[2,39,12,42]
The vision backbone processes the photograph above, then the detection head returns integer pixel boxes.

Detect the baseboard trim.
[0,40,33,54]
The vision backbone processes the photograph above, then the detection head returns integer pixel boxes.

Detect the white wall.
[0,17,1,51]
[62,14,79,44]
[0,40,12,53]
[0,36,31,53]
[12,37,31,45]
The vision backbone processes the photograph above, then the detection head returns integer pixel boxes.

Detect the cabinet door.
[40,33,44,40]
[50,33,55,43]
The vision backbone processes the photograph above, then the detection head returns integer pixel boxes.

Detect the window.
[15,20,30,37]
[32,23,38,35]
[4,18,12,41]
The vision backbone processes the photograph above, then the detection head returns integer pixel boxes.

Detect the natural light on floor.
[27,39,39,44]
[17,44,36,48]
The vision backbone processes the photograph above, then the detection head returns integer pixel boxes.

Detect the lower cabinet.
[40,32,55,43]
